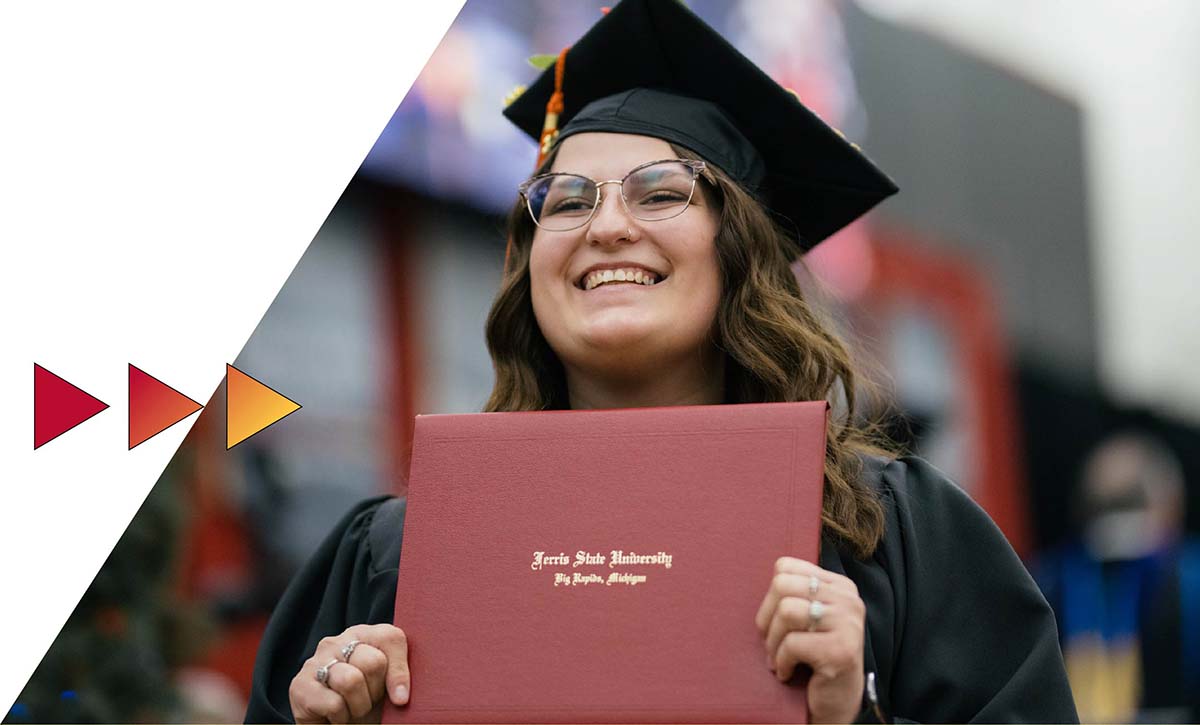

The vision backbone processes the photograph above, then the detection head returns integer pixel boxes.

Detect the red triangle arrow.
[128,364,204,449]
[34,363,110,449]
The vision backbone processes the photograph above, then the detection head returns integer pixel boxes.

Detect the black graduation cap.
[503,0,898,253]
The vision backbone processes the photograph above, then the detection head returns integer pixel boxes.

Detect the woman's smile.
[577,264,665,290]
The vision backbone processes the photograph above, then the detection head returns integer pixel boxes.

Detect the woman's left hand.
[755,556,866,724]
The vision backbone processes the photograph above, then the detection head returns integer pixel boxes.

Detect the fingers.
[336,624,409,706]
[346,642,388,705]
[288,624,411,724]
[291,657,352,724]
[357,624,411,706]
[755,557,859,633]
[327,659,374,720]
[756,559,822,631]
[757,557,865,684]
[773,556,861,590]
[757,558,867,724]
[763,596,862,671]
[765,594,820,657]
[773,630,829,682]
[773,626,863,684]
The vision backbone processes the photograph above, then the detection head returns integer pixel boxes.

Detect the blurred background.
[7,1,1200,722]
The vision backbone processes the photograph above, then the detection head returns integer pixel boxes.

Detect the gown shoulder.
[844,455,1078,723]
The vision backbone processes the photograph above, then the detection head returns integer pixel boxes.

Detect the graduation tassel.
[536,47,569,169]
[507,46,569,273]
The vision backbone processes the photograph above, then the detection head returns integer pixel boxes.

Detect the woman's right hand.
[288,623,412,724]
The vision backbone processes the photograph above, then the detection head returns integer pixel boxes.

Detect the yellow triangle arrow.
[225,363,301,450]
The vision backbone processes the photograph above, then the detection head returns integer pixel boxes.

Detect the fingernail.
[394,685,409,705]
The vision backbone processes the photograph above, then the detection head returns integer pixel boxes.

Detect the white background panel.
[0,2,464,711]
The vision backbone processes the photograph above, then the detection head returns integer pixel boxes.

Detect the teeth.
[582,267,661,290]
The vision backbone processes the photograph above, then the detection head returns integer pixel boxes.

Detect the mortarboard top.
[503,0,898,254]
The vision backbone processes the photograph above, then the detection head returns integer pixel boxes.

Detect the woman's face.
[528,132,722,379]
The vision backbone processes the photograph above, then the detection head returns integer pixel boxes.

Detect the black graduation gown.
[244,456,1079,723]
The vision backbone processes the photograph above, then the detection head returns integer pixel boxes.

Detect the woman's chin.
[552,326,662,373]
[576,317,661,350]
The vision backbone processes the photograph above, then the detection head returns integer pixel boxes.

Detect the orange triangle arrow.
[225,363,301,450]
[128,364,204,449]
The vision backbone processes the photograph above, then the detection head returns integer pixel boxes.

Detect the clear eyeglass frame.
[517,158,709,232]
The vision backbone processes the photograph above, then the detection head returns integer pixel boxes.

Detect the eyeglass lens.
[524,161,698,231]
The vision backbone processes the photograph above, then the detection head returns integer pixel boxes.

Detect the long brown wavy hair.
[485,143,893,558]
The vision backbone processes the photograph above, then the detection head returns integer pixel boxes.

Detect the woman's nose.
[587,186,636,245]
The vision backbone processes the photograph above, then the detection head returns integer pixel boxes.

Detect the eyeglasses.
[518,158,708,232]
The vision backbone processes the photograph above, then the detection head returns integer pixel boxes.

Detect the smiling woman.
[489,131,892,563]
[245,1,1080,723]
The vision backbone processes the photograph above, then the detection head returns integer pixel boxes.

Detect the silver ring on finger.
[315,658,340,686]
[807,599,825,632]
[340,639,361,662]
[808,575,820,597]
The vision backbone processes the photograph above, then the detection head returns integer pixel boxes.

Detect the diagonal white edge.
[0,2,465,713]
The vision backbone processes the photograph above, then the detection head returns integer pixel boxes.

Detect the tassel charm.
[534,47,570,168]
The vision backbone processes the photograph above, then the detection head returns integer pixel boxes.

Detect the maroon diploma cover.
[385,401,828,723]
